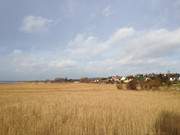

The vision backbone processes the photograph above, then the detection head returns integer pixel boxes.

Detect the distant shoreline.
[0,81,17,84]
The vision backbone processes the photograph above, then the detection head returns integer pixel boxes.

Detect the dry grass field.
[0,83,180,135]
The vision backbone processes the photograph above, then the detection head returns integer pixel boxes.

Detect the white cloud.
[121,28,180,61]
[102,6,112,17]
[107,27,135,44]
[20,15,53,33]
[66,34,107,58]
[66,27,135,58]
[3,27,180,79]
[64,27,180,74]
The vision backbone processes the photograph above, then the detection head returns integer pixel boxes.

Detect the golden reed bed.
[0,83,180,135]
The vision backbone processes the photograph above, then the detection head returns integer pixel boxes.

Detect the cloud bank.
[64,27,180,75]
[1,27,180,80]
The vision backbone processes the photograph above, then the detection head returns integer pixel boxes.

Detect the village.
[37,73,180,90]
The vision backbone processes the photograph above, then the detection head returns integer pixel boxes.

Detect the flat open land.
[0,83,180,135]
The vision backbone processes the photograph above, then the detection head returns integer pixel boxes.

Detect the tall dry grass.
[155,110,180,135]
[0,83,180,135]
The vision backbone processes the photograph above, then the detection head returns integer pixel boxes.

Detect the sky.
[0,0,180,80]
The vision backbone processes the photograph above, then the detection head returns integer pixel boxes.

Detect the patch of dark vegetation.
[116,83,123,90]
[126,79,138,90]
[155,110,180,135]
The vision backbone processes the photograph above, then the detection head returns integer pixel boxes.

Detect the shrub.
[116,83,123,89]
[126,80,137,90]
[155,110,180,135]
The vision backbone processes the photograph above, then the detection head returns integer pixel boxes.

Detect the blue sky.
[0,0,180,80]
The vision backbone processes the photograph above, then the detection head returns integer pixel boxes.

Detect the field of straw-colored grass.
[0,83,180,135]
